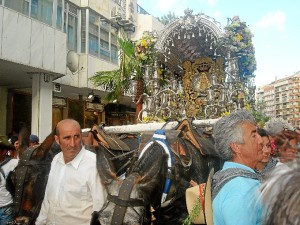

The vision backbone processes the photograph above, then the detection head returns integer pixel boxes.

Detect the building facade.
[0,0,164,140]
[256,84,275,118]
[256,72,300,127]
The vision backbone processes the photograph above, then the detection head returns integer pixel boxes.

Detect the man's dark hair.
[257,128,269,138]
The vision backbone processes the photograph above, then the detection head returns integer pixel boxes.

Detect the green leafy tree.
[158,11,178,25]
[253,100,270,127]
[90,32,157,122]
[90,35,139,101]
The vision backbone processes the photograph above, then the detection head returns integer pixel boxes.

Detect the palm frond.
[90,34,143,102]
[91,70,121,86]
[118,37,135,58]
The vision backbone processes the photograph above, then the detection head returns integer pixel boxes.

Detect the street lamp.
[87,91,94,100]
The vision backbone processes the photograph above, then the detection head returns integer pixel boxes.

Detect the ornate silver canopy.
[130,9,255,122]
[155,9,225,75]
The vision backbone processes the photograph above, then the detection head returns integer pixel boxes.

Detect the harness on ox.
[91,125,132,151]
[13,146,51,223]
[139,129,174,204]
[138,128,196,207]
[101,130,172,225]
[95,120,219,225]
[108,173,145,225]
[87,126,139,177]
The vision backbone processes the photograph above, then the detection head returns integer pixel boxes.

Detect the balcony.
[0,6,66,75]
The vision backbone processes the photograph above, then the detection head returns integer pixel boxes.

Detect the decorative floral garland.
[134,31,157,65]
[223,16,257,80]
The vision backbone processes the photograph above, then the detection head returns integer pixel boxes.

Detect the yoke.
[14,146,51,216]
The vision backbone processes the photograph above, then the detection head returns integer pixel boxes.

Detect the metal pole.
[82,118,219,134]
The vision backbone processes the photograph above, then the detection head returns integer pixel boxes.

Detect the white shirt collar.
[57,146,85,169]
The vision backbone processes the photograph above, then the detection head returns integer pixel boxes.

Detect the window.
[56,0,63,29]
[111,33,118,45]
[101,20,110,30]
[89,12,99,56]
[137,4,149,15]
[111,44,118,63]
[31,0,53,26]
[65,3,78,51]
[100,29,109,43]
[100,49,110,59]
[5,0,29,15]
[67,14,78,51]
[79,10,119,63]
[100,40,109,50]
[89,34,99,56]
[100,28,110,60]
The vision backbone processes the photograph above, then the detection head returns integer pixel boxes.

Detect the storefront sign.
[86,102,104,112]
[110,113,125,117]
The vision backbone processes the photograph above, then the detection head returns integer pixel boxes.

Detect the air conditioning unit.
[111,6,122,20]
[125,0,136,23]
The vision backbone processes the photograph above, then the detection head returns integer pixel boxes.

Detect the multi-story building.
[287,73,300,126]
[256,72,300,127]
[0,0,164,140]
[256,84,275,118]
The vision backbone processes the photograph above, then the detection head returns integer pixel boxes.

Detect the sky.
[137,0,300,87]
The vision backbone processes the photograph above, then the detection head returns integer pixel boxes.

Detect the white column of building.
[0,88,8,135]
[31,73,53,142]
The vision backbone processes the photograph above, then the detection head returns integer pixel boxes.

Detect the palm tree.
[90,35,144,123]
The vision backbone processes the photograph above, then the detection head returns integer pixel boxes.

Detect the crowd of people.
[0,113,299,225]
[211,111,300,225]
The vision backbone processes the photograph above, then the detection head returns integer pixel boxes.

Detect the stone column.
[31,73,53,142]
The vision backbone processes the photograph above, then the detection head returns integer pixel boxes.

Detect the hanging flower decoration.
[134,31,157,65]
[223,16,257,81]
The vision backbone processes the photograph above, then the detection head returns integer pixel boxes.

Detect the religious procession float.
[91,8,257,133]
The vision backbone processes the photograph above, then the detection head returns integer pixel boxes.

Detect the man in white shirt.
[0,157,19,224]
[36,119,106,225]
